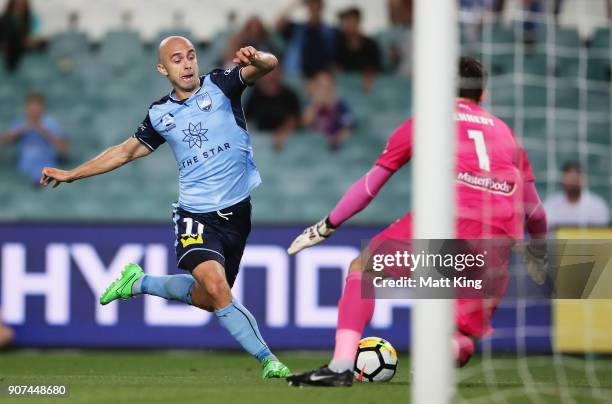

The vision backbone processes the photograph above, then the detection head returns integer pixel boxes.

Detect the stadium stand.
[0,1,610,224]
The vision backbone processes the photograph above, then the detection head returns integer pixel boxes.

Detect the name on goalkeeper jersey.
[454,113,494,126]
[457,171,516,195]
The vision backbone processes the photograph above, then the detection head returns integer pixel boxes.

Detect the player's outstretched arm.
[287,165,394,255]
[233,46,278,85]
[523,181,549,285]
[40,137,151,188]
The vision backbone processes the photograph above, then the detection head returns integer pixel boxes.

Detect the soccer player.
[40,36,290,379]
[285,57,548,386]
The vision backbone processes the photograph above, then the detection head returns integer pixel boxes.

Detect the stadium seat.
[587,87,611,113]
[524,146,547,175]
[587,119,611,145]
[555,54,581,78]
[586,151,611,177]
[522,84,547,108]
[590,27,611,49]
[481,51,515,77]
[523,52,548,76]
[488,23,516,44]
[554,83,580,110]
[549,27,582,48]
[587,27,611,82]
[99,29,146,73]
[48,30,90,72]
[587,54,611,82]
[488,76,516,107]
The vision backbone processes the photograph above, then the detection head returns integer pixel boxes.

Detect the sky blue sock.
[135,275,195,305]
[215,299,276,363]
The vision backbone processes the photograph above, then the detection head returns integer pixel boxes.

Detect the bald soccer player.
[40,37,290,378]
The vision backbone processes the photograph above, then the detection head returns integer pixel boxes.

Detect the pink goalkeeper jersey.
[375,100,535,240]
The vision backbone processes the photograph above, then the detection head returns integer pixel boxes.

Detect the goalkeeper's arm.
[287,165,394,254]
[523,181,549,284]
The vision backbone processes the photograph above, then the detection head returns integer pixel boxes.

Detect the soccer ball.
[354,336,398,383]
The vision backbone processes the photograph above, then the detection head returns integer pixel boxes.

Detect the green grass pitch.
[2,351,611,403]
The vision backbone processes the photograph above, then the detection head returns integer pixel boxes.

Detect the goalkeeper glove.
[287,217,336,255]
[525,239,548,286]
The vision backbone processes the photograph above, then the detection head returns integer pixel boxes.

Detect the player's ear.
[156,63,168,77]
[479,89,488,104]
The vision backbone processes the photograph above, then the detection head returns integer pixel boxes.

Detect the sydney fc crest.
[196,92,213,112]
[182,122,208,148]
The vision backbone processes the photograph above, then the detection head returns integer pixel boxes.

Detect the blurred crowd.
[0,0,611,226]
[6,0,611,153]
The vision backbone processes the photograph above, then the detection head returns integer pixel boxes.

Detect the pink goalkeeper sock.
[453,331,475,368]
[332,272,375,362]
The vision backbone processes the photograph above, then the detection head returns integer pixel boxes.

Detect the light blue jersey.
[134,66,261,213]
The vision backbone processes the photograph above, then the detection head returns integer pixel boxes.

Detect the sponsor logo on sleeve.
[162,113,176,131]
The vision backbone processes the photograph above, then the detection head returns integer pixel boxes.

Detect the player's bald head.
[158,36,195,63]
[156,35,200,95]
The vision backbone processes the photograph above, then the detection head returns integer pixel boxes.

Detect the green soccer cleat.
[262,358,290,379]
[99,263,144,305]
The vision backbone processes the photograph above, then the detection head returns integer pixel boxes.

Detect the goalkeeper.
[286,57,548,387]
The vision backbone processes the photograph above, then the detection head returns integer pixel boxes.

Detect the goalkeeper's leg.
[328,214,414,373]
[286,254,374,387]
[327,254,376,373]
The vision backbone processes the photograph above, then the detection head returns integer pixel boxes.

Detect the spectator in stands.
[335,7,382,92]
[0,93,68,186]
[459,0,503,45]
[276,0,337,79]
[302,70,355,151]
[544,162,610,227]
[0,0,40,72]
[224,16,280,67]
[388,0,413,26]
[245,66,301,151]
[521,0,544,45]
[0,311,13,348]
[206,11,239,69]
[379,0,412,75]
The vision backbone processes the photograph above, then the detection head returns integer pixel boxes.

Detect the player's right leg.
[189,259,290,379]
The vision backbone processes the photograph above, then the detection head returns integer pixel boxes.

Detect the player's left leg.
[99,263,196,306]
[287,252,374,387]
[288,215,414,387]
[452,223,514,367]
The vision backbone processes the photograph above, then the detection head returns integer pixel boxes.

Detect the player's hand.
[233,46,259,67]
[40,167,74,188]
[287,217,336,255]
[525,239,548,285]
